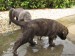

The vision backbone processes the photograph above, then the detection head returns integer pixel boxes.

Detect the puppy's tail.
[9,8,14,24]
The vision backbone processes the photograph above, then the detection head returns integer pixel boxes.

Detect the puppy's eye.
[63,32,65,34]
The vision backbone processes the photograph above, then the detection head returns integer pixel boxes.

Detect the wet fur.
[10,18,68,56]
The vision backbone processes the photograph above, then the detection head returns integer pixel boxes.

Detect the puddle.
[2,36,75,56]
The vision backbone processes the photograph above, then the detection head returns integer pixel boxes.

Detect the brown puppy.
[10,18,68,56]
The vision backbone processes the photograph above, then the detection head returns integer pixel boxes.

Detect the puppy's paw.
[49,43,55,47]
[13,53,18,56]
[30,42,36,47]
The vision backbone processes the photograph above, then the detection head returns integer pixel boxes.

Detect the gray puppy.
[18,10,31,22]
[9,8,31,24]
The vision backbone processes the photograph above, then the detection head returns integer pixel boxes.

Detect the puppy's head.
[58,27,68,40]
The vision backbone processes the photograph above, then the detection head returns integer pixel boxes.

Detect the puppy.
[9,8,31,24]
[10,18,68,56]
[9,8,31,33]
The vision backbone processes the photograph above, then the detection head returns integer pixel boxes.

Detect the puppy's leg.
[21,27,24,33]
[48,35,56,47]
[13,36,28,56]
[28,28,38,46]
[13,28,35,56]
[9,20,11,24]
[38,36,42,40]
[29,38,36,47]
[28,33,36,46]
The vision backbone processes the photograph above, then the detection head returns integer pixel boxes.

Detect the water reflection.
[25,37,64,56]
[25,44,64,56]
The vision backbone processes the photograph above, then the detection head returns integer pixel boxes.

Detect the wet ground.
[1,35,75,56]
[1,14,75,56]
[1,21,75,56]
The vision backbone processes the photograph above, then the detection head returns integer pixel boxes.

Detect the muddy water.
[2,36,75,56]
